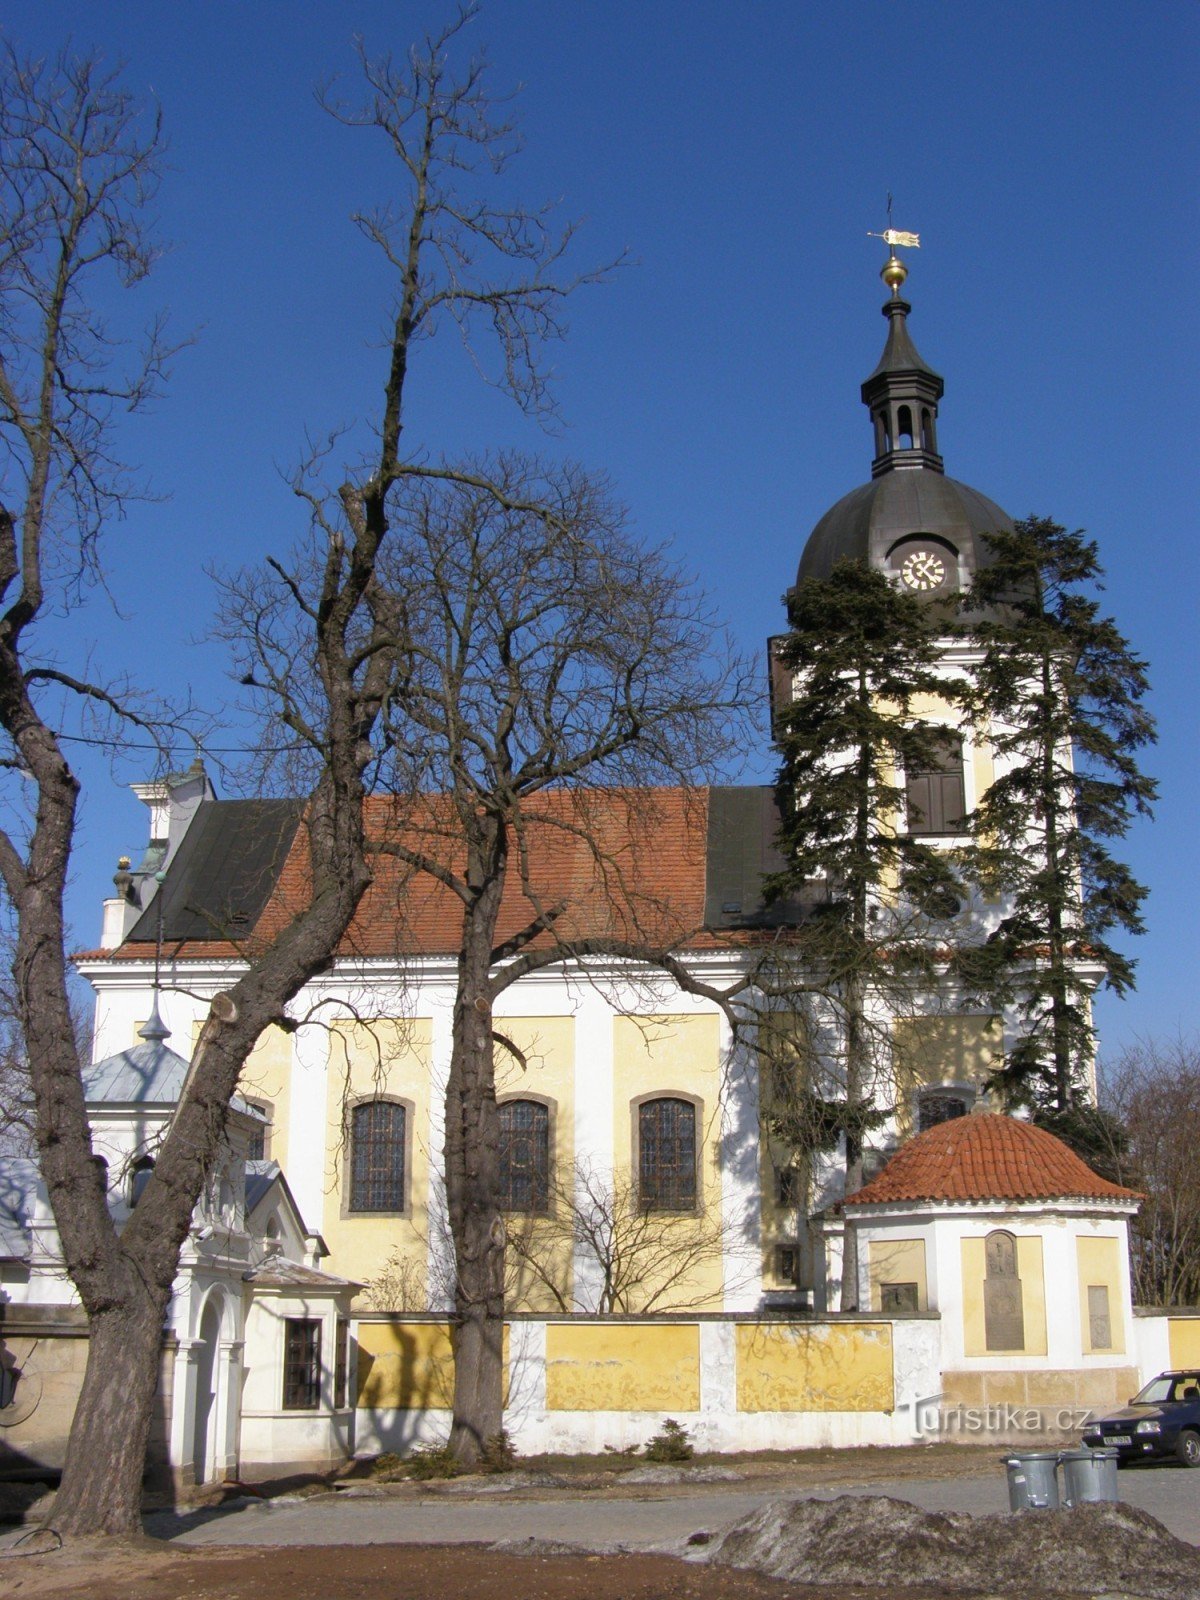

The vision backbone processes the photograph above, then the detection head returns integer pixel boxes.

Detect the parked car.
[1081,1370,1200,1466]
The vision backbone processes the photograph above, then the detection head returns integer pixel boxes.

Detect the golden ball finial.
[881,253,908,295]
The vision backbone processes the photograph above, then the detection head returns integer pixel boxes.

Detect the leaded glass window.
[498,1099,550,1213]
[349,1100,406,1212]
[638,1097,697,1212]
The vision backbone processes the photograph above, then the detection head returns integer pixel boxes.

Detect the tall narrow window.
[638,1098,697,1212]
[128,1156,155,1206]
[245,1100,272,1162]
[334,1319,350,1408]
[349,1100,406,1212]
[498,1099,550,1213]
[897,405,914,449]
[282,1318,321,1410]
[906,733,966,835]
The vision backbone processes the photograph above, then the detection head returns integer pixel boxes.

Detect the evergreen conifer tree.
[766,557,971,1307]
[960,516,1156,1113]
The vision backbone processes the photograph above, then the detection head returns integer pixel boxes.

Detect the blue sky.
[14,2,1196,1055]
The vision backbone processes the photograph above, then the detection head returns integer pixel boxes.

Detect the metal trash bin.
[1004,1451,1062,1510]
[1060,1447,1120,1506]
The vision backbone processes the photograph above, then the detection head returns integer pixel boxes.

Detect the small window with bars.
[906,732,966,836]
[638,1097,698,1212]
[282,1318,321,1410]
[917,1090,971,1134]
[349,1100,406,1213]
[775,1245,800,1285]
[498,1099,550,1213]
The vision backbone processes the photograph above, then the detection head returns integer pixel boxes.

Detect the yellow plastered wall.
[356,1321,511,1409]
[1168,1319,1200,1368]
[323,1019,433,1304]
[612,1014,723,1311]
[735,1322,894,1412]
[1076,1236,1125,1354]
[495,1017,575,1314]
[756,1014,811,1289]
[867,1237,928,1312]
[961,1234,1047,1357]
[187,1020,293,1161]
[545,1322,700,1411]
[892,1016,1002,1136]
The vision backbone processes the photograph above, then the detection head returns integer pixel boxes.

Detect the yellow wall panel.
[356,1321,455,1409]
[495,1017,576,1314]
[186,1021,294,1162]
[1168,1319,1200,1368]
[1076,1236,1125,1355]
[545,1322,700,1412]
[323,1019,433,1301]
[612,1014,724,1310]
[867,1237,928,1312]
[735,1322,894,1412]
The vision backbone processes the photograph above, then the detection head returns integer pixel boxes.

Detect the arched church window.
[897,405,914,449]
[498,1099,550,1214]
[920,408,933,451]
[637,1097,698,1212]
[349,1099,406,1213]
[917,1090,970,1133]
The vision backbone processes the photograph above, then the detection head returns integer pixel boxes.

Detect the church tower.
[792,249,1014,609]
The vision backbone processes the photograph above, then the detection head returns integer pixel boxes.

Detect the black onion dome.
[797,468,1013,588]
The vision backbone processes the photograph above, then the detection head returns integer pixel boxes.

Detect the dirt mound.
[708,1493,1200,1598]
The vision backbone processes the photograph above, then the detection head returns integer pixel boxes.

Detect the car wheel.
[1176,1429,1200,1467]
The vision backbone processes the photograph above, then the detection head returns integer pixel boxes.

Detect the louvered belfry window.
[350,1100,405,1212]
[498,1099,550,1213]
[638,1097,697,1212]
[906,732,966,835]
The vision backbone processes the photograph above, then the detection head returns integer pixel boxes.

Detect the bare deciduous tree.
[238,456,751,1462]
[1101,1038,1200,1308]
[505,1157,731,1315]
[0,15,617,1537]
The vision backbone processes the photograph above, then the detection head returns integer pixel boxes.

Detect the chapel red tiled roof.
[843,1113,1139,1207]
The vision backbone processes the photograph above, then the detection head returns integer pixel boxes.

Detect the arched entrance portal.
[192,1299,221,1485]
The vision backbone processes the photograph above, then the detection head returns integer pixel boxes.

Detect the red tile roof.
[843,1113,1138,1207]
[87,787,716,963]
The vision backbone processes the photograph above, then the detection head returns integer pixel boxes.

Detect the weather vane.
[868,194,920,295]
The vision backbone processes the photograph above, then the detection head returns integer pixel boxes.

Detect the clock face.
[899,548,948,592]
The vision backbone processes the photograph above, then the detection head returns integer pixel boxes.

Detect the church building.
[2,254,1178,1485]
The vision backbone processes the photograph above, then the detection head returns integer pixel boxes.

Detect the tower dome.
[794,256,1013,604]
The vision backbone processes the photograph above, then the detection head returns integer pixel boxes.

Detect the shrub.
[405,1442,461,1480]
[480,1429,519,1473]
[643,1419,693,1462]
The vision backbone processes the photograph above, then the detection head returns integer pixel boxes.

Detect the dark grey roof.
[127,798,302,945]
[863,298,942,387]
[704,786,815,931]
[796,469,1013,588]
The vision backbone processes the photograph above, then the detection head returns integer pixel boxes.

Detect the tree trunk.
[47,1286,168,1538]
[445,848,506,1464]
